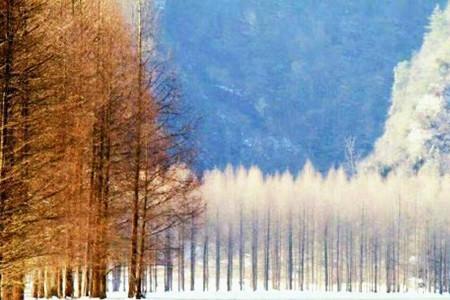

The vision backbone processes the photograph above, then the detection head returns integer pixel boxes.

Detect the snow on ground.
[101,291,450,300]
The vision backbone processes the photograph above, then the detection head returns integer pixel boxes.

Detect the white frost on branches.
[364,5,450,175]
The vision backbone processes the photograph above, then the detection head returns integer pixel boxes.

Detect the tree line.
[0,1,200,300]
[185,164,449,294]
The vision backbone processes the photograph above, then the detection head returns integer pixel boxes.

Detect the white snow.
[363,4,450,175]
[215,85,243,97]
[100,291,449,300]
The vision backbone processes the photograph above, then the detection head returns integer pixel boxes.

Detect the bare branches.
[0,1,200,299]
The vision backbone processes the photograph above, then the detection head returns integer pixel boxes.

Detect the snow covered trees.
[198,164,450,293]
[365,5,450,176]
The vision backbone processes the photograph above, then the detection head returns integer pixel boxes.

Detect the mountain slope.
[159,0,446,173]
[364,5,450,175]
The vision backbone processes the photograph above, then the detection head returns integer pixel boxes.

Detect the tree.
[199,164,450,294]
[1,1,200,299]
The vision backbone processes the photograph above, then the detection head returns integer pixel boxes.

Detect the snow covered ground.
[103,291,449,300]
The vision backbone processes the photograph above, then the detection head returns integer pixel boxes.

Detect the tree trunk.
[136,178,149,299]
[215,210,221,291]
[374,237,378,293]
[264,208,270,291]
[287,213,293,290]
[273,214,281,290]
[32,271,39,299]
[65,267,74,298]
[359,210,364,293]
[324,224,329,292]
[191,217,196,291]
[226,221,233,291]
[251,211,258,291]
[202,226,209,292]
[336,222,341,292]
[178,227,185,292]
[129,0,144,296]
[347,228,353,292]
[164,230,173,292]
[238,205,244,291]
[299,209,306,291]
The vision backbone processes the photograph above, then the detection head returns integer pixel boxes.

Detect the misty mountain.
[364,5,450,175]
[159,0,446,173]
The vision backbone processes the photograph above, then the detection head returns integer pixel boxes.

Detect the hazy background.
[155,0,447,173]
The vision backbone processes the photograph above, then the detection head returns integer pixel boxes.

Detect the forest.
[196,165,450,294]
[2,0,450,300]
[0,1,201,300]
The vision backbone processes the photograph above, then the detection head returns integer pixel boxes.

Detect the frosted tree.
[198,164,450,294]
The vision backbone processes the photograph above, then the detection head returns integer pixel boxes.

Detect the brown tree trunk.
[65,266,74,298]
[136,188,149,298]
[2,273,24,300]
[129,0,144,296]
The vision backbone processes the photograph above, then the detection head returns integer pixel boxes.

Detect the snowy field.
[100,291,450,300]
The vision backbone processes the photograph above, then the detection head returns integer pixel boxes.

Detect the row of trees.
[0,1,200,300]
[184,164,449,293]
